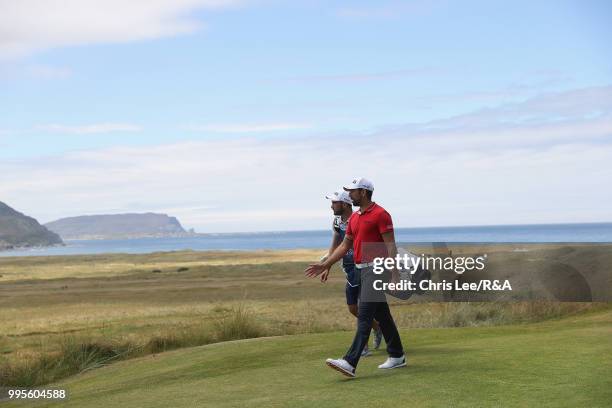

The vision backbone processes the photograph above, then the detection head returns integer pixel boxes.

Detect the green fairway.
[5,307,611,408]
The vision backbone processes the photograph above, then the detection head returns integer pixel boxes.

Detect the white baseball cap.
[343,177,374,191]
[325,190,353,205]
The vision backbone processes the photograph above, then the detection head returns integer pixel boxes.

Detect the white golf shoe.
[378,355,406,369]
[325,358,356,378]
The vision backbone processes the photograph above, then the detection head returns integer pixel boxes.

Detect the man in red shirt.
[305,177,406,378]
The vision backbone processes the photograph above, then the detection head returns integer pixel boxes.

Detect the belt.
[355,262,375,269]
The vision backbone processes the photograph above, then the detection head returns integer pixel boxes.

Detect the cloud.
[25,64,72,79]
[386,85,612,134]
[2,85,611,232]
[282,67,437,84]
[336,0,441,19]
[37,123,142,134]
[185,122,312,133]
[0,63,74,81]
[420,76,574,105]
[0,0,244,59]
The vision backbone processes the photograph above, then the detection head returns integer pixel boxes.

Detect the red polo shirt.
[346,202,394,263]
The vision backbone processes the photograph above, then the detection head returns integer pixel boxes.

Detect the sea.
[1,222,611,257]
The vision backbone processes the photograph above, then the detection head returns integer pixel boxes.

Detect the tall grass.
[0,304,262,387]
[0,338,135,387]
[213,304,264,342]
[393,301,606,328]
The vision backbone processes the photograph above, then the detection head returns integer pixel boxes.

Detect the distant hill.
[45,213,195,240]
[0,201,64,250]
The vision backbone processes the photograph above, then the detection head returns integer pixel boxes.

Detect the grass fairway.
[6,308,611,408]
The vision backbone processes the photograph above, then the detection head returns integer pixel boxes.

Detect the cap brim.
[326,195,352,204]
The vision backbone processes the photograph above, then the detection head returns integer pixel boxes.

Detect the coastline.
[2,222,612,258]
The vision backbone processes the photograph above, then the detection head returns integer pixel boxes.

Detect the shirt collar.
[357,202,376,215]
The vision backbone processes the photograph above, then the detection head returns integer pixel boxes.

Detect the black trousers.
[343,267,404,367]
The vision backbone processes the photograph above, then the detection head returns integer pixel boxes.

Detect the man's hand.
[306,236,351,280]
[304,263,327,278]
[320,268,330,282]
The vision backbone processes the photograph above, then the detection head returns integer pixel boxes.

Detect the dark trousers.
[343,268,404,367]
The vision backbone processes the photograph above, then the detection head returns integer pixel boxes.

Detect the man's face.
[331,201,344,215]
[347,189,364,206]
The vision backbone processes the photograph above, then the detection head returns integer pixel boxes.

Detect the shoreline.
[2,241,612,259]
[2,222,612,257]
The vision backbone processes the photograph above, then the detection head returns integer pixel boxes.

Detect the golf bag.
[385,249,432,300]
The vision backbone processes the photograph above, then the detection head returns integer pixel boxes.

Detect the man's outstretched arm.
[305,235,353,278]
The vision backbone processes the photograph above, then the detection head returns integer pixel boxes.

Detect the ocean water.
[1,223,611,257]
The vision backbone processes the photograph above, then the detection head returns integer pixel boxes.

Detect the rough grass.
[1,305,265,387]
[213,304,265,342]
[0,249,324,281]
[393,300,604,328]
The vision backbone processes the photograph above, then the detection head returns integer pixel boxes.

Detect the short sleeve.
[346,215,354,237]
[332,217,340,233]
[377,211,394,234]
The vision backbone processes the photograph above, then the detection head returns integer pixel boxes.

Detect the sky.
[1,0,611,232]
